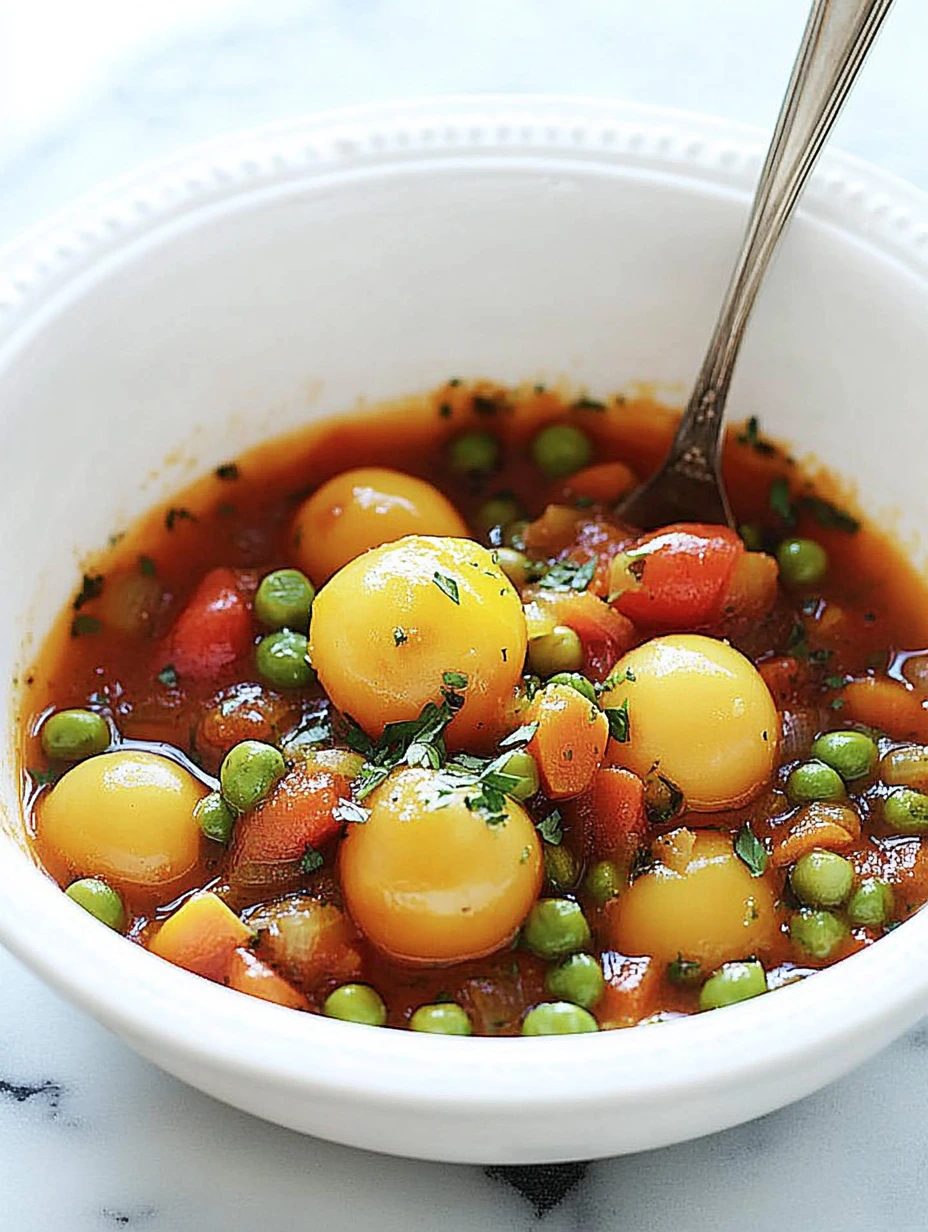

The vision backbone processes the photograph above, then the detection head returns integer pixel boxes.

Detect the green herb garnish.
[536,809,563,845]
[539,557,596,593]
[139,555,157,577]
[737,416,775,456]
[432,572,460,605]
[70,615,101,637]
[73,573,104,611]
[393,627,408,646]
[800,495,860,534]
[734,822,768,877]
[498,722,539,750]
[165,507,196,531]
[769,477,795,525]
[157,664,179,688]
[604,698,630,743]
[215,462,240,481]
[300,844,325,874]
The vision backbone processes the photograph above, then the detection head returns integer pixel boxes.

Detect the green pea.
[41,709,110,762]
[786,759,845,805]
[847,878,893,927]
[522,1002,599,1035]
[530,424,593,479]
[448,430,500,476]
[584,860,621,906]
[499,749,539,802]
[883,787,928,834]
[220,740,286,813]
[699,961,767,1011]
[880,745,928,791]
[545,953,604,1009]
[254,568,315,630]
[546,672,597,704]
[65,878,125,931]
[476,492,524,534]
[789,849,854,908]
[543,844,579,892]
[194,791,236,844]
[494,547,533,588]
[255,630,315,690]
[409,1003,473,1035]
[777,537,829,587]
[811,730,878,782]
[789,908,848,959]
[522,898,591,960]
[528,627,584,677]
[323,983,387,1027]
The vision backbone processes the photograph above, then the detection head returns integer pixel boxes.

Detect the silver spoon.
[619,0,894,530]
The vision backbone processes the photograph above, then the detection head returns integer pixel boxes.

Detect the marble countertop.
[3,2,928,1228]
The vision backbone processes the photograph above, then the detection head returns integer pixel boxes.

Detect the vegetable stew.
[18,382,928,1035]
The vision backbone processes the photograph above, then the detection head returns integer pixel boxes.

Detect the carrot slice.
[597,953,661,1027]
[771,802,861,868]
[225,947,308,1009]
[167,567,253,680]
[552,462,637,506]
[526,683,609,799]
[843,677,928,742]
[149,891,253,981]
[570,767,646,863]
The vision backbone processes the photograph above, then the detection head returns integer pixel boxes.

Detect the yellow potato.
[609,830,778,967]
[602,633,778,810]
[292,467,469,584]
[340,766,543,964]
[309,535,527,746]
[39,750,205,891]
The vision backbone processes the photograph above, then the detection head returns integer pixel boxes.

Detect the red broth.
[18,382,928,1034]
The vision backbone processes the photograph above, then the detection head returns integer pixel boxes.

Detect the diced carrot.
[552,462,637,506]
[230,763,349,886]
[195,683,301,771]
[597,952,662,1027]
[167,567,253,680]
[758,656,811,706]
[721,551,779,625]
[225,947,309,1010]
[843,677,928,742]
[609,523,743,631]
[771,802,861,868]
[522,505,583,556]
[525,589,636,682]
[572,767,646,863]
[149,891,253,981]
[526,683,609,799]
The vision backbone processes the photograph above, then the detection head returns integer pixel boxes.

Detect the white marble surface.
[3,2,928,1227]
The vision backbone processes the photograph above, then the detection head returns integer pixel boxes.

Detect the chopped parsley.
[769,477,795,525]
[215,462,240,481]
[734,822,768,877]
[667,956,702,987]
[536,809,564,846]
[300,844,325,874]
[538,557,596,593]
[442,670,468,690]
[432,572,460,604]
[73,573,104,611]
[736,415,775,455]
[644,775,684,824]
[28,766,58,787]
[438,402,452,418]
[70,615,101,637]
[156,664,179,688]
[393,627,408,646]
[572,395,606,412]
[824,674,846,689]
[800,495,860,534]
[139,555,157,577]
[604,698,630,743]
[165,507,196,531]
[333,798,371,825]
[499,722,539,750]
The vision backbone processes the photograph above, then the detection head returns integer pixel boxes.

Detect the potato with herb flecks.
[309,535,527,747]
[339,766,543,964]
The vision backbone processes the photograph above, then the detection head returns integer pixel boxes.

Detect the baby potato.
[39,750,205,892]
[602,633,778,810]
[609,830,779,967]
[309,535,527,746]
[292,467,469,583]
[339,766,543,964]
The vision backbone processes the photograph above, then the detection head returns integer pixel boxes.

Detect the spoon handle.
[627,0,893,527]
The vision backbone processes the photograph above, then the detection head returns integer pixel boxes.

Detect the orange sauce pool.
[17,380,928,1033]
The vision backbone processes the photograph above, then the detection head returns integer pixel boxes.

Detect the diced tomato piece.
[525,589,636,682]
[225,947,309,1009]
[526,683,609,799]
[569,767,646,863]
[230,762,349,884]
[167,566,253,680]
[758,655,811,706]
[609,523,743,631]
[597,953,662,1027]
[149,891,253,981]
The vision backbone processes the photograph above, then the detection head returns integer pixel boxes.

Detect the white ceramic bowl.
[2,97,928,1165]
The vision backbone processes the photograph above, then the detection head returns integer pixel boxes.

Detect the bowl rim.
[3,94,928,1138]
